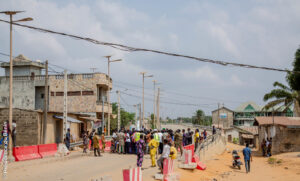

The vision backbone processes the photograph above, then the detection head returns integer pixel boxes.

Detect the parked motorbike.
[232,150,242,169]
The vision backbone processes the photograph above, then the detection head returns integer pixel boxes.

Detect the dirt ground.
[1,143,300,181]
[178,143,300,181]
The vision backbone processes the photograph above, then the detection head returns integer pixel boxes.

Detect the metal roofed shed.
[254,116,300,127]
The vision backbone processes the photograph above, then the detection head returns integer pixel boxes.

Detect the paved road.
[3,151,163,181]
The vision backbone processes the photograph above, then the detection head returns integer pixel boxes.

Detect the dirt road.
[178,143,300,181]
[3,152,161,181]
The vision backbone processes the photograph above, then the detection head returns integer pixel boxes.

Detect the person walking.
[119,130,125,154]
[261,139,266,157]
[89,129,96,151]
[93,134,101,157]
[101,133,106,153]
[65,128,71,150]
[125,131,131,154]
[148,135,159,167]
[83,131,89,153]
[194,129,200,151]
[136,134,145,167]
[157,139,170,173]
[242,143,252,173]
[174,129,183,156]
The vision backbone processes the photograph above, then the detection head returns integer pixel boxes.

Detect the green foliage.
[233,138,239,144]
[110,102,135,132]
[263,48,300,116]
[287,48,300,91]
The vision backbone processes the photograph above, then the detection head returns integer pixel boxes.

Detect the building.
[223,126,259,148]
[0,54,112,145]
[254,117,300,154]
[212,106,234,128]
[212,101,294,128]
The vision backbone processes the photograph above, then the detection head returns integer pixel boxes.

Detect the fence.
[195,131,226,162]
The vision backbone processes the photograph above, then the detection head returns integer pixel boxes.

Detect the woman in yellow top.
[169,142,177,160]
[148,135,159,167]
[194,129,200,151]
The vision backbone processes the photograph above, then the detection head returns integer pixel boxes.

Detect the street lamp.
[140,72,153,129]
[104,55,122,136]
[0,11,33,162]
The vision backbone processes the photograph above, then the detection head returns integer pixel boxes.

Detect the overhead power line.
[0,19,295,73]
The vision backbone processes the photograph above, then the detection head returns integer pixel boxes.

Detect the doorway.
[55,119,63,143]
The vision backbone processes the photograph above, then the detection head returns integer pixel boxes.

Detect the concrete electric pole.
[63,70,68,142]
[117,90,121,131]
[140,72,153,129]
[0,11,33,162]
[156,87,160,129]
[43,60,48,144]
[152,80,157,129]
[104,56,122,136]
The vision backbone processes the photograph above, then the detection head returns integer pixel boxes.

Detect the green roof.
[235,101,262,112]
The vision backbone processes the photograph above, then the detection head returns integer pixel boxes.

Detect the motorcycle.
[232,150,242,169]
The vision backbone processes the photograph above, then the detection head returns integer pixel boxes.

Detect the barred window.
[82,91,94,95]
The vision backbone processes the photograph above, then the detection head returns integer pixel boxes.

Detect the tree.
[264,48,300,116]
[110,102,135,131]
[193,109,205,125]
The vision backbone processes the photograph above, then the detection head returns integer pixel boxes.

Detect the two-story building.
[0,54,112,146]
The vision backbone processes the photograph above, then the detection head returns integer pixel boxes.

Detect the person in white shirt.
[157,139,170,173]
[157,131,163,154]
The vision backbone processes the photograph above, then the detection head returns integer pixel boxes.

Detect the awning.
[80,117,100,122]
[241,134,254,139]
[53,115,82,123]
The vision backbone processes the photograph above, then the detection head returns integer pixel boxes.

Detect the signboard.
[220,113,227,119]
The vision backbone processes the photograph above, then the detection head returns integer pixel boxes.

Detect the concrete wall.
[48,73,111,114]
[0,78,36,109]
[197,134,227,163]
[258,125,300,154]
[224,128,239,142]
[4,66,42,76]
[0,108,42,146]
[212,108,234,128]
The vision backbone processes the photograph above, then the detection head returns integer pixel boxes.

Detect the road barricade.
[123,167,142,181]
[0,149,3,162]
[179,149,197,170]
[192,155,206,170]
[38,143,57,158]
[183,144,194,157]
[13,145,42,161]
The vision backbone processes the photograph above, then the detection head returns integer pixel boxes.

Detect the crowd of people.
[261,137,273,157]
[68,126,217,173]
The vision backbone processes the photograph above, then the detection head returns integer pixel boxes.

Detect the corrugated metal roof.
[235,101,262,112]
[53,115,82,123]
[255,116,300,126]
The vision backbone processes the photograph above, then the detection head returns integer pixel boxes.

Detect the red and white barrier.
[123,167,142,181]
[0,149,4,162]
[184,149,192,164]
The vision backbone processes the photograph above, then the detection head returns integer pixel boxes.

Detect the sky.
[0,0,299,119]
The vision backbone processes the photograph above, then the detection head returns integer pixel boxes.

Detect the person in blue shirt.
[243,143,253,173]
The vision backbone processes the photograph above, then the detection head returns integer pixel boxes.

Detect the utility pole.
[140,72,153,129]
[43,60,48,144]
[117,90,121,131]
[0,11,33,162]
[217,103,220,129]
[156,88,160,129]
[139,103,142,130]
[134,104,138,130]
[152,80,157,129]
[102,95,105,135]
[63,70,68,142]
[104,55,122,135]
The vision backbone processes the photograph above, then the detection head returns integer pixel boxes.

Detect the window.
[67,91,81,96]
[41,94,44,99]
[82,91,94,95]
[51,92,54,96]
[56,92,64,96]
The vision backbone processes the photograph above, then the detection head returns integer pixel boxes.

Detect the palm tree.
[263,48,300,116]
